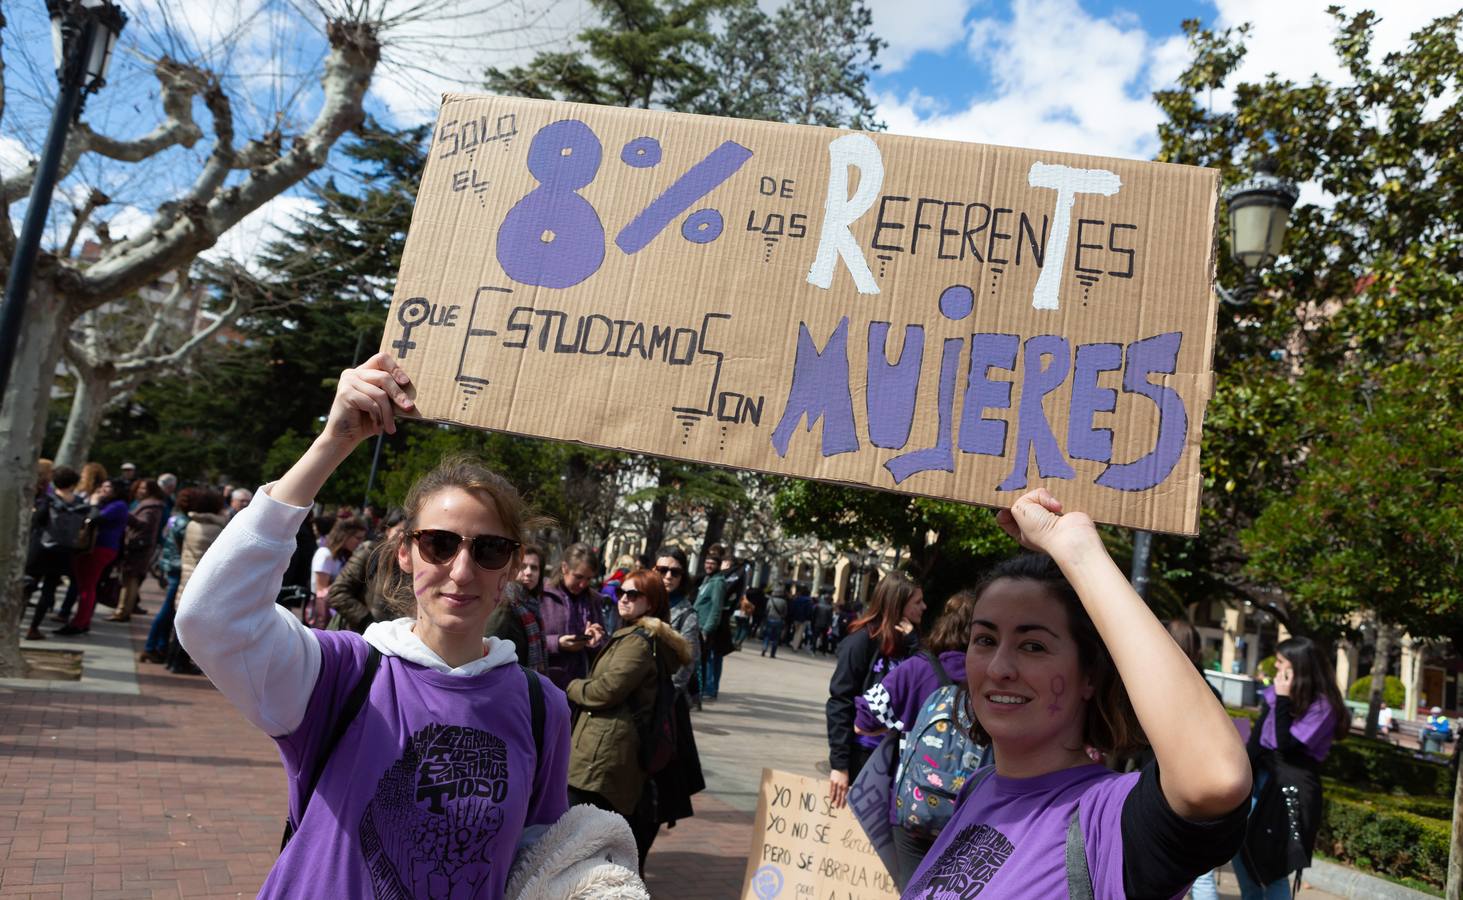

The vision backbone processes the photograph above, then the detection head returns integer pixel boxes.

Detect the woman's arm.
[825,630,874,806]
[997,490,1251,820]
[565,645,653,710]
[176,353,414,737]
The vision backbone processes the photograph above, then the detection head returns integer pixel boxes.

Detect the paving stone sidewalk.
[0,588,1353,899]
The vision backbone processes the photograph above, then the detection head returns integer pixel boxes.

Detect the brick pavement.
[0,583,759,899]
[0,589,1348,900]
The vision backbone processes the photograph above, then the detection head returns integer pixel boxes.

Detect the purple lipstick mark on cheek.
[1048,675,1066,717]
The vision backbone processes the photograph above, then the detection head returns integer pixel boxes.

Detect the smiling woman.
[172,353,582,899]
[901,490,1253,900]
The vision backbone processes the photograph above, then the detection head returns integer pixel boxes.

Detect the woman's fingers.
[358,352,416,409]
[354,366,415,413]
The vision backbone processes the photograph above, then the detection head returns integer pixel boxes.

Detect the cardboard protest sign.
[385,94,1221,534]
[740,769,899,900]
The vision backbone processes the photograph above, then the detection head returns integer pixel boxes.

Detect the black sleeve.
[1271,696,1299,752]
[1120,761,1249,899]
[1247,698,1269,762]
[826,631,874,771]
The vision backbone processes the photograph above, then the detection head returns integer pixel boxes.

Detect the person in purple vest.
[859,588,980,888]
[903,490,1252,899]
[175,353,572,899]
[1234,636,1347,898]
[540,543,607,691]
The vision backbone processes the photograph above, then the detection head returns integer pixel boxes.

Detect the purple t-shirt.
[93,499,129,551]
[1258,686,1339,762]
[905,764,1137,899]
[262,631,571,899]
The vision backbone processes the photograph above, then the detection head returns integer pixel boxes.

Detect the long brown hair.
[549,542,598,591]
[965,554,1147,759]
[326,518,366,560]
[77,462,108,496]
[1276,636,1350,741]
[850,571,920,657]
[926,589,979,655]
[371,455,548,617]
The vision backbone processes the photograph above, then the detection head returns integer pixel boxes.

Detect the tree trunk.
[1364,625,1393,739]
[642,488,667,558]
[699,504,727,561]
[1447,740,1461,900]
[0,283,68,677]
[53,364,113,469]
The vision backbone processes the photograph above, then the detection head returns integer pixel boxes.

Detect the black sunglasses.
[621,588,646,600]
[410,529,519,570]
[655,565,684,577]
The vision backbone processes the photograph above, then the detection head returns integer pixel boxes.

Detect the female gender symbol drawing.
[392,297,431,360]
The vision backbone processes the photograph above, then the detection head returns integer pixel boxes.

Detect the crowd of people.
[19,352,1427,900]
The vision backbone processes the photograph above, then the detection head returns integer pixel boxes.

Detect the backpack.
[631,629,679,775]
[43,497,91,551]
[894,651,989,840]
[281,650,546,851]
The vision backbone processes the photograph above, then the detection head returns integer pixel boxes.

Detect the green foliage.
[1346,675,1406,710]
[1322,736,1453,798]
[1256,655,1276,680]
[1319,781,1451,891]
[1155,11,1463,642]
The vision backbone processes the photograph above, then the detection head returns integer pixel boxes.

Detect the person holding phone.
[541,542,607,691]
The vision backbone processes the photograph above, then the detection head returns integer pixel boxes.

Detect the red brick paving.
[0,587,753,899]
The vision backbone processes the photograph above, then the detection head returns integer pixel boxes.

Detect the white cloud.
[877,0,1458,162]
[878,0,1175,160]
[863,0,981,71]
[0,136,34,178]
[202,194,321,271]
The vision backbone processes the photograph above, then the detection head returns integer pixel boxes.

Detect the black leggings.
[890,825,935,891]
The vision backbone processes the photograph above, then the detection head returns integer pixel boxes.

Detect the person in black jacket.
[826,570,925,808]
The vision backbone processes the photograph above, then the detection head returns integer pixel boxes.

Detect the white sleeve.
[175,484,322,738]
[310,545,332,576]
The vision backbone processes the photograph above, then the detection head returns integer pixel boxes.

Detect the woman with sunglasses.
[655,547,699,697]
[175,353,572,898]
[566,567,693,872]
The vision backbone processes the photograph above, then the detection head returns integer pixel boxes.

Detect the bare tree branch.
[114,286,246,377]
[74,18,381,307]
[60,189,111,259]
[0,57,210,207]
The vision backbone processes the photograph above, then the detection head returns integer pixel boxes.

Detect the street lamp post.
[1128,158,1299,599]
[0,0,127,413]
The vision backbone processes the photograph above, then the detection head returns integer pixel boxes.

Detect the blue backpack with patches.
[893,651,990,839]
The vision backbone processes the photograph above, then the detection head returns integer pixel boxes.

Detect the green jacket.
[566,616,692,814]
[693,572,727,637]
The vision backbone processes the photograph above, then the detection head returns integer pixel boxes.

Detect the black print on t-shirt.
[905,823,1015,898]
[359,724,511,899]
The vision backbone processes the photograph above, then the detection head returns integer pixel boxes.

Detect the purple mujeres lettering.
[772,318,860,458]
[771,306,1188,493]
[1094,332,1187,491]
[996,335,1077,491]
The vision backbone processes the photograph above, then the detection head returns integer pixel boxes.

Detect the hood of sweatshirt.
[363,617,519,676]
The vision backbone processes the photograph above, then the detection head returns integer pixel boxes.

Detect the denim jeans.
[761,618,783,657]
[145,570,182,653]
[1188,868,1219,900]
[700,643,720,697]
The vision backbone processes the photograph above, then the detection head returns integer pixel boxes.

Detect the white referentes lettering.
[806,133,885,295]
[1027,162,1122,311]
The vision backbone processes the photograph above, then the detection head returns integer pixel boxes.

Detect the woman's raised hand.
[323,352,415,449]
[994,488,1101,560]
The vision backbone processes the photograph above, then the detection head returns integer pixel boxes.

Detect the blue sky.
[1,0,1453,265]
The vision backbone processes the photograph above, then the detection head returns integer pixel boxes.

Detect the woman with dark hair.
[326,509,408,633]
[174,354,577,897]
[1234,635,1347,899]
[541,542,607,691]
[903,490,1251,899]
[567,566,691,871]
[857,589,981,888]
[110,479,168,622]
[485,542,549,671]
[55,478,130,636]
[826,570,926,807]
[655,547,699,697]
